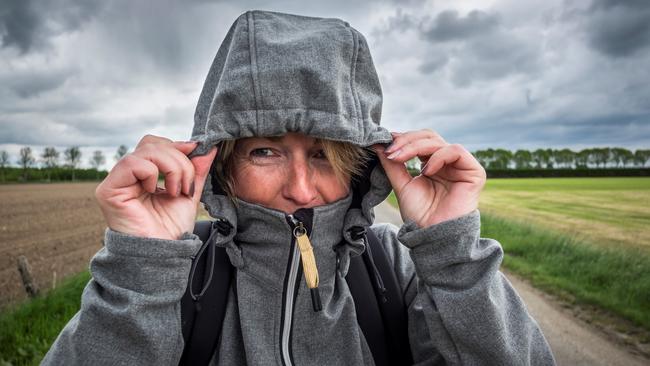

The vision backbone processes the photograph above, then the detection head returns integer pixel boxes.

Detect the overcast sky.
[1,0,649,169]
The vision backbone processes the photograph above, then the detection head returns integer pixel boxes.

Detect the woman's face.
[231,132,350,214]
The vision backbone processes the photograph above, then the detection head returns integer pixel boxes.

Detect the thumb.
[190,146,218,202]
[372,144,412,196]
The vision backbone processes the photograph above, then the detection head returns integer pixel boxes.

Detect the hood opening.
[193,10,395,236]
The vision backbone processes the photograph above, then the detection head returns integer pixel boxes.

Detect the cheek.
[314,168,350,202]
[232,163,285,202]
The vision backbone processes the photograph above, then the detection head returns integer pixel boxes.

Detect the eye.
[250,148,274,157]
[313,149,327,159]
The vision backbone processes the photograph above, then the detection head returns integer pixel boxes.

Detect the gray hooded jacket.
[42,10,555,366]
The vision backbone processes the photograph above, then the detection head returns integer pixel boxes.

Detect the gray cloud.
[447,31,541,86]
[3,68,75,98]
[585,0,650,57]
[421,10,499,42]
[0,0,101,54]
[0,0,41,53]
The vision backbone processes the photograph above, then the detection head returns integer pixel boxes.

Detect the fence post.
[17,255,40,298]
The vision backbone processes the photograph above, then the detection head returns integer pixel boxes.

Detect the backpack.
[179,220,414,366]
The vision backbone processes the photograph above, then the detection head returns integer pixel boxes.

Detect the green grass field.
[480,177,650,251]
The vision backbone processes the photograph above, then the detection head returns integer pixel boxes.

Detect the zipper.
[279,210,320,366]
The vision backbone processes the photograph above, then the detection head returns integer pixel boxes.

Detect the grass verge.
[0,270,90,366]
[481,213,650,334]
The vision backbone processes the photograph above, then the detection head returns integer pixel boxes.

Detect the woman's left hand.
[373,129,486,228]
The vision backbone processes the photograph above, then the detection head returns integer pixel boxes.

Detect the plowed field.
[0,183,106,309]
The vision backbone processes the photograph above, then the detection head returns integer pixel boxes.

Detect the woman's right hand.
[95,135,218,240]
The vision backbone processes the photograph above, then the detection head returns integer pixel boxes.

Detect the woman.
[43,10,555,365]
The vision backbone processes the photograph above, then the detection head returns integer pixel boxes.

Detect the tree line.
[471,147,650,169]
[0,145,129,182]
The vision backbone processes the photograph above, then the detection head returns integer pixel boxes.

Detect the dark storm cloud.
[585,0,650,57]
[421,10,499,42]
[0,0,101,53]
[0,0,40,53]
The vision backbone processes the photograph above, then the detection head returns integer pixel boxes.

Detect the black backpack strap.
[179,220,233,366]
[346,226,414,366]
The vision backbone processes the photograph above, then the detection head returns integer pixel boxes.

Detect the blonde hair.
[213,137,371,205]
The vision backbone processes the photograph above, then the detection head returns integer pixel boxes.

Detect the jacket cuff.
[104,228,203,259]
[396,210,483,279]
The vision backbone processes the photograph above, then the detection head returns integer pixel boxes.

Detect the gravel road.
[373,200,648,366]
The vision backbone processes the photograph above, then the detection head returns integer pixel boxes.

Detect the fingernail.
[385,143,395,153]
[421,162,429,173]
[387,149,401,160]
[189,181,195,197]
[176,185,182,197]
[183,140,198,144]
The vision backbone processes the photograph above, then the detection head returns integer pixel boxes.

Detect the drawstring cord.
[293,221,323,312]
[189,219,233,304]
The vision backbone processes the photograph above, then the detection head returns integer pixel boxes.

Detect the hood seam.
[247,11,263,133]
[348,26,361,124]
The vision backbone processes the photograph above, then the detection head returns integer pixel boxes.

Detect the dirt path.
[374,201,648,366]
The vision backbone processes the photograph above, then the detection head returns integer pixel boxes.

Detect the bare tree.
[0,150,9,182]
[41,147,60,182]
[89,150,106,179]
[17,147,36,181]
[115,145,128,162]
[64,147,82,181]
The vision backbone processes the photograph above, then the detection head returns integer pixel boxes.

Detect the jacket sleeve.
[41,228,203,366]
[372,210,556,366]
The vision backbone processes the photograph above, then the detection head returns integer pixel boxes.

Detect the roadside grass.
[0,270,90,366]
[481,214,650,333]
[386,190,650,333]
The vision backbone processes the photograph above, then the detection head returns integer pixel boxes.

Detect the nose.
[283,157,318,206]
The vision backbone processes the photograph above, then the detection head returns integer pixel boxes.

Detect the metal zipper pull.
[293,221,322,312]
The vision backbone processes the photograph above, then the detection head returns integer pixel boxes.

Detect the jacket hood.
[189,10,394,270]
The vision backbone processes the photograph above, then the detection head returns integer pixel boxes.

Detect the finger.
[422,144,481,180]
[190,146,218,202]
[133,145,186,197]
[385,129,446,155]
[372,144,412,196]
[135,134,173,149]
[172,140,199,155]
[98,155,159,200]
[166,146,197,197]
[386,138,448,163]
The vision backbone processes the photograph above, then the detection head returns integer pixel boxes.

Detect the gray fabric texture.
[42,9,555,366]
